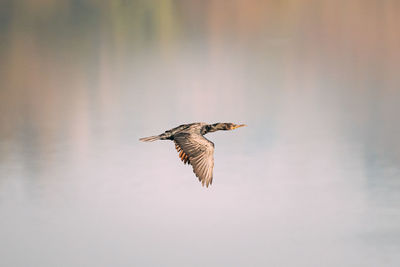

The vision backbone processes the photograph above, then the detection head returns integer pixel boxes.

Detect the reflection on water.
[1,1,400,266]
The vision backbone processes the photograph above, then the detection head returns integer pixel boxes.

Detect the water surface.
[1,1,400,266]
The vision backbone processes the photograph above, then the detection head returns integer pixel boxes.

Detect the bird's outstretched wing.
[173,132,215,187]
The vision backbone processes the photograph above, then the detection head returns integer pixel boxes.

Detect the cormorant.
[139,122,246,187]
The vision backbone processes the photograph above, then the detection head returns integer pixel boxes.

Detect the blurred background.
[1,0,400,266]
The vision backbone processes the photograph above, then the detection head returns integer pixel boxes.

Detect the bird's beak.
[232,124,247,129]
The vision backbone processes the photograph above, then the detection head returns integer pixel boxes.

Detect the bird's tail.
[139,135,161,142]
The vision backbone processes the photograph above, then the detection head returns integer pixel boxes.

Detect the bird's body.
[139,122,246,187]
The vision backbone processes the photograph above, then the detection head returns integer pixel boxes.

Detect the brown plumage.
[139,122,246,187]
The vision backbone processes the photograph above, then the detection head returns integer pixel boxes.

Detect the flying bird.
[139,122,246,187]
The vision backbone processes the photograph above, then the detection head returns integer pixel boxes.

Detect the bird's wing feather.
[173,132,215,187]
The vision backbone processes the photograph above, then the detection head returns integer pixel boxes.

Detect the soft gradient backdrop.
[1,1,400,266]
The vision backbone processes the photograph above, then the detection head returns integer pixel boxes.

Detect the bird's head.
[226,123,247,130]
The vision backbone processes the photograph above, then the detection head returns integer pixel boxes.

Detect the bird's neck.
[202,123,228,134]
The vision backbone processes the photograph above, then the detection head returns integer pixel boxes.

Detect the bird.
[139,122,246,187]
